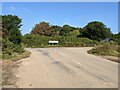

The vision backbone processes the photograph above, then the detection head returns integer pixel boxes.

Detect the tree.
[31,21,52,36]
[80,21,112,41]
[0,15,2,38]
[2,15,22,45]
[69,29,80,37]
[111,33,120,44]
[2,15,24,56]
[51,25,62,36]
[59,25,76,36]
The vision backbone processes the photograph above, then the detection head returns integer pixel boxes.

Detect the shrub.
[22,34,98,47]
[23,34,63,47]
[2,15,27,60]
[2,39,24,56]
[88,41,119,57]
[60,36,98,47]
[79,21,112,41]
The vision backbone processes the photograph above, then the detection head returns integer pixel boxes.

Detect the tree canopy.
[31,21,52,36]
[79,21,112,41]
[2,15,22,44]
[31,22,78,37]
[2,15,24,56]
[59,25,76,36]
[51,25,62,36]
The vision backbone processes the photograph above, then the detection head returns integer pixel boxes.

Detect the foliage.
[2,15,28,60]
[68,29,80,36]
[111,33,120,45]
[31,21,79,37]
[22,34,61,47]
[88,41,119,57]
[0,15,2,38]
[79,21,112,41]
[2,38,24,55]
[2,14,119,62]
[2,50,31,61]
[59,25,76,36]
[31,21,52,36]
[51,25,62,36]
[22,34,98,48]
[60,36,98,47]
[2,15,22,45]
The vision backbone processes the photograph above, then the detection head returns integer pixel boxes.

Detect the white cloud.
[8,6,31,13]
[21,8,30,13]
[9,6,16,11]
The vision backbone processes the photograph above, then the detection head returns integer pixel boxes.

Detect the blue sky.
[2,2,118,34]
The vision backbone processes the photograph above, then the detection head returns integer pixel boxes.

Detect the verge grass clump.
[88,41,119,57]
[2,50,31,61]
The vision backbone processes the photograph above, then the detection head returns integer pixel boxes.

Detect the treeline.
[1,15,120,59]
[30,21,112,40]
[22,20,120,48]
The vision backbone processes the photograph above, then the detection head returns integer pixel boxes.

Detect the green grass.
[2,50,31,61]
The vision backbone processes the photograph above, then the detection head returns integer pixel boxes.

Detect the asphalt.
[16,47,118,88]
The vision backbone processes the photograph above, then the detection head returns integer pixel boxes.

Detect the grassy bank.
[2,50,31,61]
[88,42,119,62]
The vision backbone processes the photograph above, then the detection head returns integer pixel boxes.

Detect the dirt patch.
[2,60,21,88]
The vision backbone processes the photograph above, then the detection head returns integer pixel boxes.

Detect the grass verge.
[88,42,120,63]
[2,50,31,61]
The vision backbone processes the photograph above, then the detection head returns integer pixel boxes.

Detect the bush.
[2,39,25,56]
[79,21,112,41]
[88,41,119,57]
[22,34,98,47]
[22,34,59,47]
[2,50,31,61]
[2,15,27,60]
[60,36,98,47]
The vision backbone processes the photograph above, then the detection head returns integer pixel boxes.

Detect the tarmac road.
[16,47,118,88]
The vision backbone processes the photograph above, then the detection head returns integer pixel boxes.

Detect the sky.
[1,0,120,2]
[2,2,118,34]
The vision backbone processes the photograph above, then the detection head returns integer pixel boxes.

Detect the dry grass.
[88,42,119,63]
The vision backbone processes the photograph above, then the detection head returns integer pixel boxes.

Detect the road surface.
[16,47,118,88]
